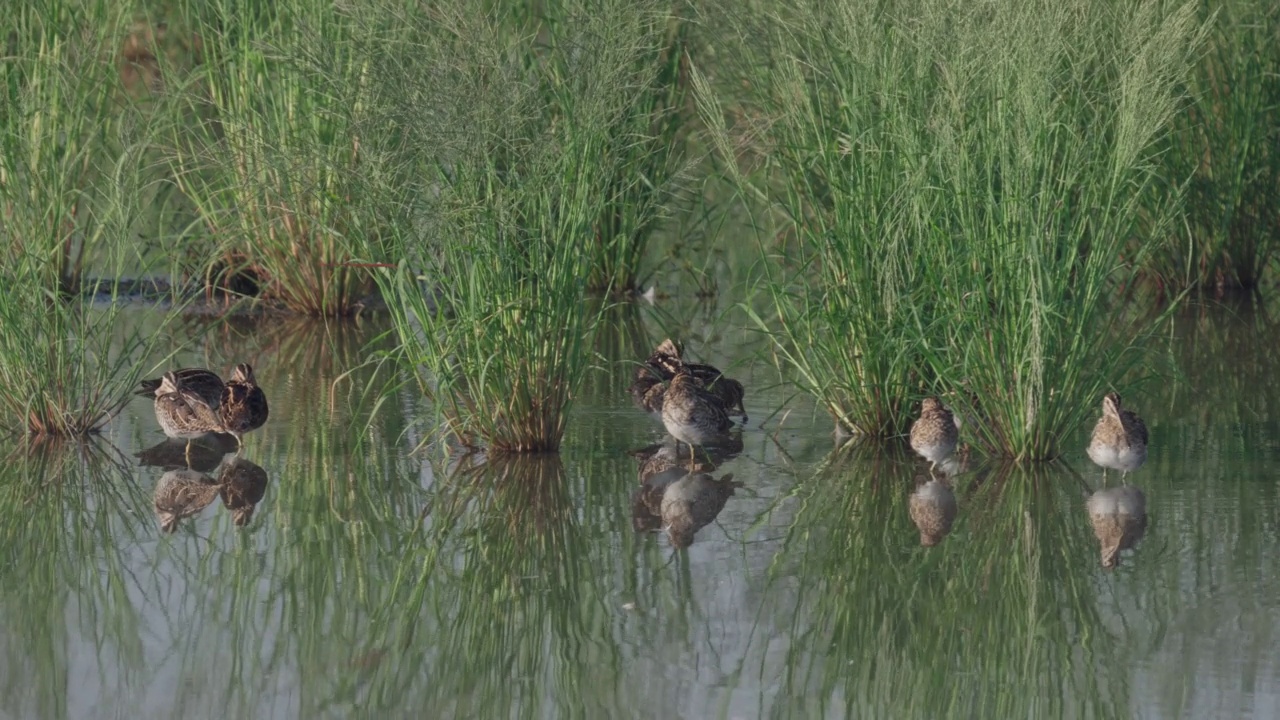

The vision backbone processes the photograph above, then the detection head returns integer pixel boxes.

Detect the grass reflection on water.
[4,305,1280,718]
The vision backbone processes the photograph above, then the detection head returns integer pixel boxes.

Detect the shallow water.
[2,298,1280,719]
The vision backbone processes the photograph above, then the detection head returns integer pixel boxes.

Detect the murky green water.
[3,297,1280,719]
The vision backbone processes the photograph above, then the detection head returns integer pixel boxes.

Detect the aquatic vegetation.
[374,0,683,451]
[574,4,695,295]
[1086,392,1150,483]
[163,0,400,316]
[1146,0,1280,294]
[0,1,153,295]
[0,262,177,436]
[705,0,1206,456]
[766,458,1130,716]
[0,9,178,439]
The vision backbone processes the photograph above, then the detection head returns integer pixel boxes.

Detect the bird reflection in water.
[660,472,742,549]
[153,468,221,533]
[136,434,239,473]
[1086,485,1147,569]
[217,455,270,526]
[150,454,270,533]
[904,432,969,547]
[908,476,958,547]
[629,438,742,540]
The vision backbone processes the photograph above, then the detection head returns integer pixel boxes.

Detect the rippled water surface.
[3,299,1279,719]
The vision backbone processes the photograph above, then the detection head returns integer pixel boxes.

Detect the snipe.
[909,397,959,478]
[629,338,748,421]
[154,371,226,464]
[627,370,667,416]
[218,363,269,449]
[1087,392,1148,483]
[136,367,225,406]
[660,364,735,471]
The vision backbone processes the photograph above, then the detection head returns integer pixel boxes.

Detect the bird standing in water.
[629,338,748,421]
[660,364,735,471]
[1087,392,1148,484]
[218,363,269,450]
[910,397,959,478]
[153,371,226,464]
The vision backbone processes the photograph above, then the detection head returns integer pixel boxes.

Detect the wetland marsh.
[4,0,1280,717]
[3,299,1280,718]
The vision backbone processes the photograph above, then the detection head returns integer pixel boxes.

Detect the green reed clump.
[700,1,951,436]
[489,1,695,296]
[163,0,399,316]
[582,4,694,295]
[0,0,137,295]
[706,0,1205,457]
[1146,0,1280,294]
[373,0,679,452]
[0,2,179,436]
[0,257,177,437]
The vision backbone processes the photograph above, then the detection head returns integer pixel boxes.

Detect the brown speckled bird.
[1087,392,1148,484]
[1086,485,1147,569]
[909,397,959,478]
[908,478,958,547]
[661,364,735,471]
[218,364,269,449]
[628,369,667,416]
[154,372,226,464]
[153,467,221,533]
[628,339,748,421]
[136,367,225,406]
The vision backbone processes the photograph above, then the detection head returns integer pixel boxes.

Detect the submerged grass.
[766,454,1132,717]
[705,0,1206,457]
[372,0,683,452]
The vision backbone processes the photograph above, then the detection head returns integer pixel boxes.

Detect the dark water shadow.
[136,433,239,473]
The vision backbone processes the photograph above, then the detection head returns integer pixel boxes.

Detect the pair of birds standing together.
[908,391,1149,481]
[136,363,269,461]
[629,339,747,470]
[909,392,1149,566]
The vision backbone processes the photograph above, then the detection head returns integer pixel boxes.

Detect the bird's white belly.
[1087,443,1147,472]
